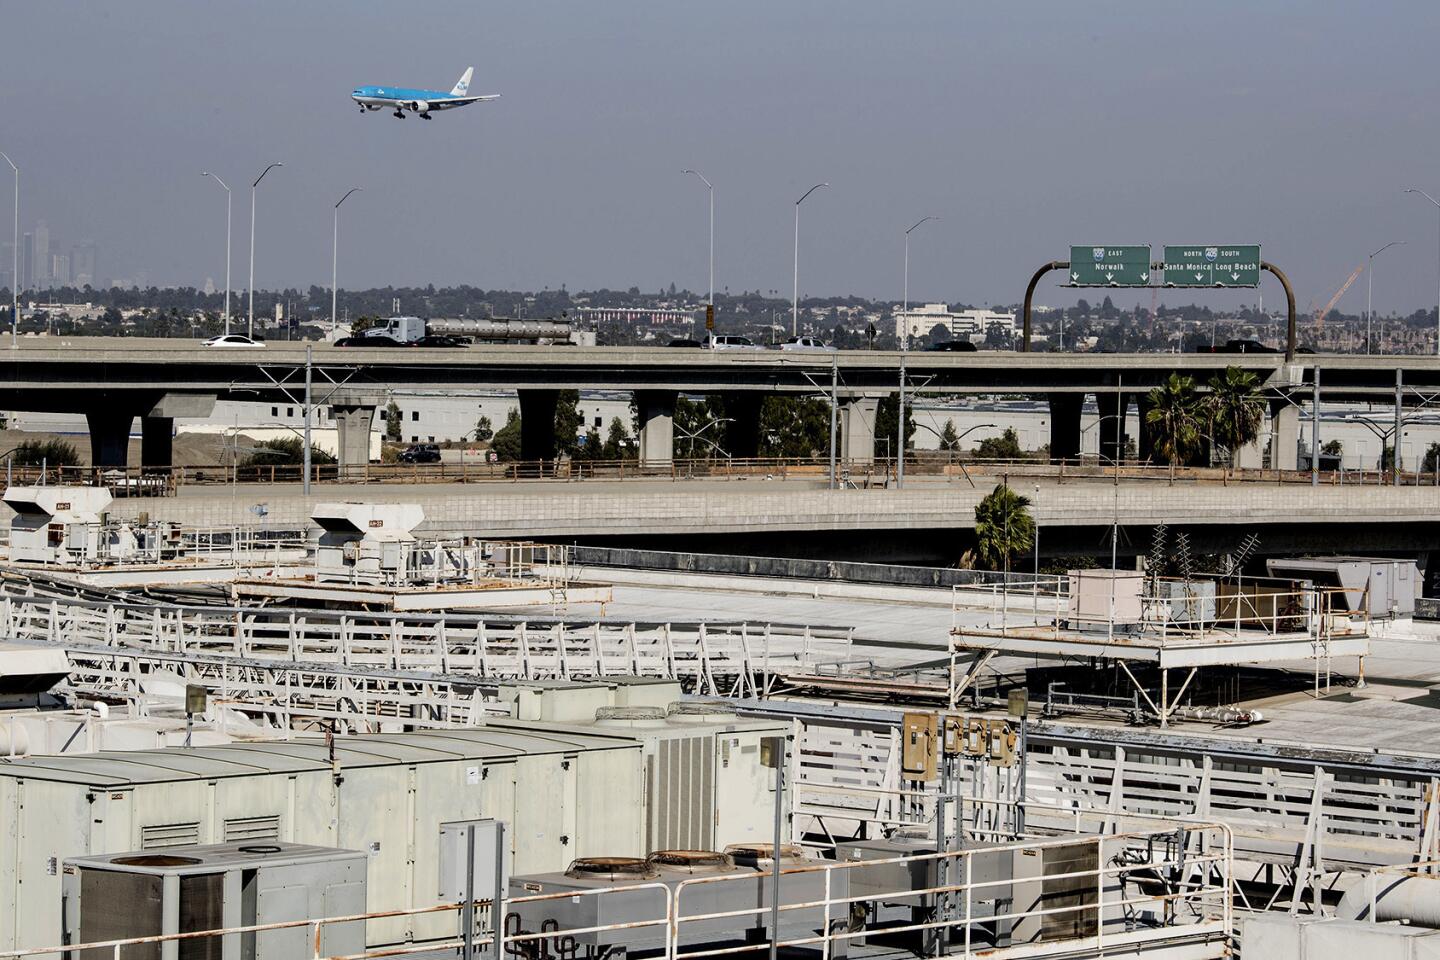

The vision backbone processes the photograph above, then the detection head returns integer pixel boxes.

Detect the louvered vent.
[223,815,281,842]
[140,822,200,850]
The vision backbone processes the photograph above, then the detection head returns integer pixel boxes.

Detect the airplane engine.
[408,100,430,113]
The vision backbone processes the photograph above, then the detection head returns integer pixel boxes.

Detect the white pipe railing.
[2,824,1230,960]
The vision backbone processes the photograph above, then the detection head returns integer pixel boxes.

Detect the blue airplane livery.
[352,67,498,119]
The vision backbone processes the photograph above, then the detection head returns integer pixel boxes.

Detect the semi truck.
[345,315,594,346]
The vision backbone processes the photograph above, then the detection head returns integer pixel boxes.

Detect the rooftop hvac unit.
[1267,556,1419,617]
[3,485,112,564]
[311,502,424,583]
[61,842,367,960]
[508,847,850,956]
[836,832,1014,949]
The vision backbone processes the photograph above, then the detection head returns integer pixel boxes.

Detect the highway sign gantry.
[1163,245,1262,288]
[1067,245,1152,286]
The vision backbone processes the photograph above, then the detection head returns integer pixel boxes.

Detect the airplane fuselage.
[351,74,497,119]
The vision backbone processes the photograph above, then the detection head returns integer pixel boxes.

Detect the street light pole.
[792,183,828,338]
[1405,189,1440,356]
[0,151,16,348]
[201,172,232,336]
[902,216,938,351]
[682,169,713,307]
[332,187,362,334]
[1365,240,1405,355]
[248,162,283,339]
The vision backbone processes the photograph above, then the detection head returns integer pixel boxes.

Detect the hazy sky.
[6,1,1440,314]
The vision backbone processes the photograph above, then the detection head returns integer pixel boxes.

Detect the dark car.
[412,335,469,348]
[334,335,406,347]
[397,443,441,464]
[925,340,978,352]
[667,338,703,348]
[1198,339,1279,354]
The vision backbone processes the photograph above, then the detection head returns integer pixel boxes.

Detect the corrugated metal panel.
[140,822,201,850]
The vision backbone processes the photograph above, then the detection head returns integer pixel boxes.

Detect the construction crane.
[1314,263,1365,331]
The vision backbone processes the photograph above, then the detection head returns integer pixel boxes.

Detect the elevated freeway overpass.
[92,475,1440,571]
[5,337,1439,472]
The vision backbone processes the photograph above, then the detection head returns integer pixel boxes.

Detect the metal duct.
[426,318,575,339]
[1337,873,1440,927]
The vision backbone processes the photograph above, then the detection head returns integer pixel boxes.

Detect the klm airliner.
[351,67,499,119]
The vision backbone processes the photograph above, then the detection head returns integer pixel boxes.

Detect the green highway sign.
[1163,245,1262,287]
[1067,245,1152,286]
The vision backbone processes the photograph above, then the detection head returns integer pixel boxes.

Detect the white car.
[203,334,265,349]
[708,335,764,351]
[779,336,834,352]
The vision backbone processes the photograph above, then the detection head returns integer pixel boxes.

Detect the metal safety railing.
[4,824,1231,960]
[0,593,853,700]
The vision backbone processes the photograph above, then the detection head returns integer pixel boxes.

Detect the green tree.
[674,395,728,459]
[1144,373,1201,470]
[1380,444,1395,472]
[11,438,79,467]
[575,427,603,461]
[875,393,916,455]
[553,389,584,458]
[759,396,829,458]
[601,417,632,459]
[976,427,1023,460]
[1205,366,1266,468]
[491,408,522,462]
[240,436,336,467]
[973,482,1035,572]
[1423,442,1440,473]
[473,415,493,442]
[1321,439,1343,457]
[383,401,402,442]
[938,419,960,451]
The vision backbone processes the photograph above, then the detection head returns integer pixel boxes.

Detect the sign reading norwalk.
[1067,245,1152,286]
[1162,245,1262,288]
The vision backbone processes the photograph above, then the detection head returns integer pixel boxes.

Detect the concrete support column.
[1135,396,1157,464]
[1095,391,1131,464]
[140,416,173,473]
[332,404,376,478]
[634,390,677,466]
[517,389,560,462]
[1047,394,1082,463]
[722,393,764,459]
[1235,433,1265,470]
[838,396,879,465]
[1271,401,1300,471]
[86,410,134,469]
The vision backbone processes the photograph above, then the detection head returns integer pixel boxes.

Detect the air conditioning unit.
[3,486,112,565]
[61,842,367,960]
[311,502,423,583]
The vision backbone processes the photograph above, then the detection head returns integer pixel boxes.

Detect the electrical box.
[901,712,937,781]
[437,819,509,903]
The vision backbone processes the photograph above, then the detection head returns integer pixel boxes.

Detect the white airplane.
[351,67,499,119]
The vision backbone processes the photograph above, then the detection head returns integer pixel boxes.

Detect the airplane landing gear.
[393,110,405,119]
[420,113,432,120]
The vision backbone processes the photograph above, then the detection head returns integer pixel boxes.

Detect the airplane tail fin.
[451,67,474,97]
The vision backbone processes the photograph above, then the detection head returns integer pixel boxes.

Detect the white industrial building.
[893,303,1017,346]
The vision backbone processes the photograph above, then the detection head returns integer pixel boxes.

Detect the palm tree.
[973,482,1035,572]
[1205,366,1267,469]
[1145,374,1201,477]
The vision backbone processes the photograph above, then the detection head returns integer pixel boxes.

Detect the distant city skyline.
[7,2,1440,316]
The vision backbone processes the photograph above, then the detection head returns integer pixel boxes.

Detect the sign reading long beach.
[1162,245,1261,288]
